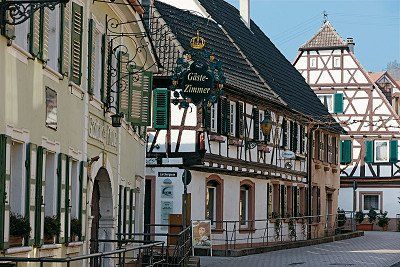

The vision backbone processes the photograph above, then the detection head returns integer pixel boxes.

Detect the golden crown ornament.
[190,31,206,49]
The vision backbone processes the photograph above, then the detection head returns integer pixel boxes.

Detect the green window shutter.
[100,34,110,104]
[29,9,41,57]
[118,51,129,115]
[204,105,211,130]
[34,146,46,246]
[264,111,271,143]
[216,99,222,134]
[78,161,84,241]
[139,71,153,126]
[0,135,11,250]
[129,189,134,236]
[60,3,71,76]
[253,108,259,140]
[118,185,123,240]
[25,143,37,246]
[153,88,169,130]
[40,8,50,61]
[87,18,96,95]
[390,140,398,163]
[333,93,344,114]
[70,3,83,85]
[64,156,71,243]
[224,99,230,136]
[123,187,129,236]
[364,140,374,163]
[296,187,300,217]
[236,102,244,138]
[282,118,287,147]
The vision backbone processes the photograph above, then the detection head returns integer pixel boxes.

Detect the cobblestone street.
[200,232,400,267]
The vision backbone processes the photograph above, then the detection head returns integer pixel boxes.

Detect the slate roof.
[154,0,340,131]
[154,1,281,104]
[196,0,338,126]
[300,21,348,50]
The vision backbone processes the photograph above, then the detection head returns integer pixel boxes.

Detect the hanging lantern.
[111,113,123,127]
[260,115,273,137]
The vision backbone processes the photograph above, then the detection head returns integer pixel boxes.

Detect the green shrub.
[44,216,61,238]
[71,218,82,237]
[377,212,390,228]
[337,208,347,227]
[367,209,377,223]
[10,212,31,238]
[355,211,365,224]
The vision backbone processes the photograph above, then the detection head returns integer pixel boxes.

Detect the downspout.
[307,123,318,240]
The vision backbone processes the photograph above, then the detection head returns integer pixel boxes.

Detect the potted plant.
[44,216,61,244]
[70,218,82,242]
[336,208,347,234]
[377,211,390,231]
[9,212,31,247]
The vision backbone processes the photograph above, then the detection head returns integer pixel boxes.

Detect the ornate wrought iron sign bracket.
[0,0,69,26]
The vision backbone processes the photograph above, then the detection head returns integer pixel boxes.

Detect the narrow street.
[200,232,400,267]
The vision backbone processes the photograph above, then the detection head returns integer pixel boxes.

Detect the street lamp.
[245,113,273,149]
[111,113,124,128]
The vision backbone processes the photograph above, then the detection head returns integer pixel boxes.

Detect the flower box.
[9,235,24,247]
[209,134,225,142]
[356,223,373,231]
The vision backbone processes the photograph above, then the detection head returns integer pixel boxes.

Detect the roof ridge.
[300,20,347,50]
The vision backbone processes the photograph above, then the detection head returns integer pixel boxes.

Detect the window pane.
[364,195,379,210]
[47,6,61,71]
[206,187,215,224]
[240,188,248,225]
[375,141,388,162]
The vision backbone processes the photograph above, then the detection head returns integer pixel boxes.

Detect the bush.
[71,218,82,237]
[337,208,347,227]
[10,213,31,238]
[367,209,377,223]
[377,211,390,228]
[355,211,365,224]
[44,216,61,238]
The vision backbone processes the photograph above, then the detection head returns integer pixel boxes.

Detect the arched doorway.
[90,167,114,254]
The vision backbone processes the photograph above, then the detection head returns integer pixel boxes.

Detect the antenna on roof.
[322,10,328,24]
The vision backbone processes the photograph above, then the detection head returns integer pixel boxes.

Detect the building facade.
[294,21,400,230]
[0,0,155,261]
[145,0,341,244]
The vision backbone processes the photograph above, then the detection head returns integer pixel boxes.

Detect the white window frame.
[44,151,58,216]
[47,5,61,72]
[310,57,317,69]
[93,18,104,101]
[362,194,380,211]
[317,94,333,113]
[240,187,249,226]
[333,56,341,68]
[229,101,236,136]
[10,140,26,216]
[70,159,80,220]
[206,186,217,228]
[374,140,389,163]
[210,102,217,132]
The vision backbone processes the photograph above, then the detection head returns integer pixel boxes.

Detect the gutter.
[307,123,318,239]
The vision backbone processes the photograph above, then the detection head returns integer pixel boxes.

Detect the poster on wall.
[192,220,212,248]
[45,87,57,130]
[161,201,173,230]
[161,185,173,198]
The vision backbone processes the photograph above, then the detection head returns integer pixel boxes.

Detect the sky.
[225,0,400,72]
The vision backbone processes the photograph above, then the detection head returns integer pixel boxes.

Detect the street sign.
[282,150,296,159]
[182,169,192,186]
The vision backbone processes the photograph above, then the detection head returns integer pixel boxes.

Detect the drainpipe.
[306,124,318,240]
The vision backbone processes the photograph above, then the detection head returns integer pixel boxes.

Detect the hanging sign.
[181,61,213,104]
[282,150,296,159]
[170,31,225,107]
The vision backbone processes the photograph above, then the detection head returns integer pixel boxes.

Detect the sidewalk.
[200,231,400,267]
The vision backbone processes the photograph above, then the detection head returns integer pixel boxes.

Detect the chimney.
[240,0,250,28]
[347,37,355,53]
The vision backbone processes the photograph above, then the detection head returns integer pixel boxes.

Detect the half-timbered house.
[294,21,400,230]
[145,0,342,243]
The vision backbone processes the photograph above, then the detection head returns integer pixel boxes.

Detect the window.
[14,19,30,51]
[70,160,80,240]
[205,176,223,230]
[210,102,217,132]
[239,180,255,229]
[280,185,286,217]
[46,87,57,130]
[340,140,352,164]
[47,6,61,71]
[206,183,217,227]
[240,186,249,226]
[363,195,379,211]
[310,57,317,69]
[375,140,389,162]
[333,56,341,68]
[229,101,236,136]
[93,23,103,100]
[281,118,288,147]
[10,141,25,216]
[44,152,57,217]
[259,111,264,141]
[318,95,333,113]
